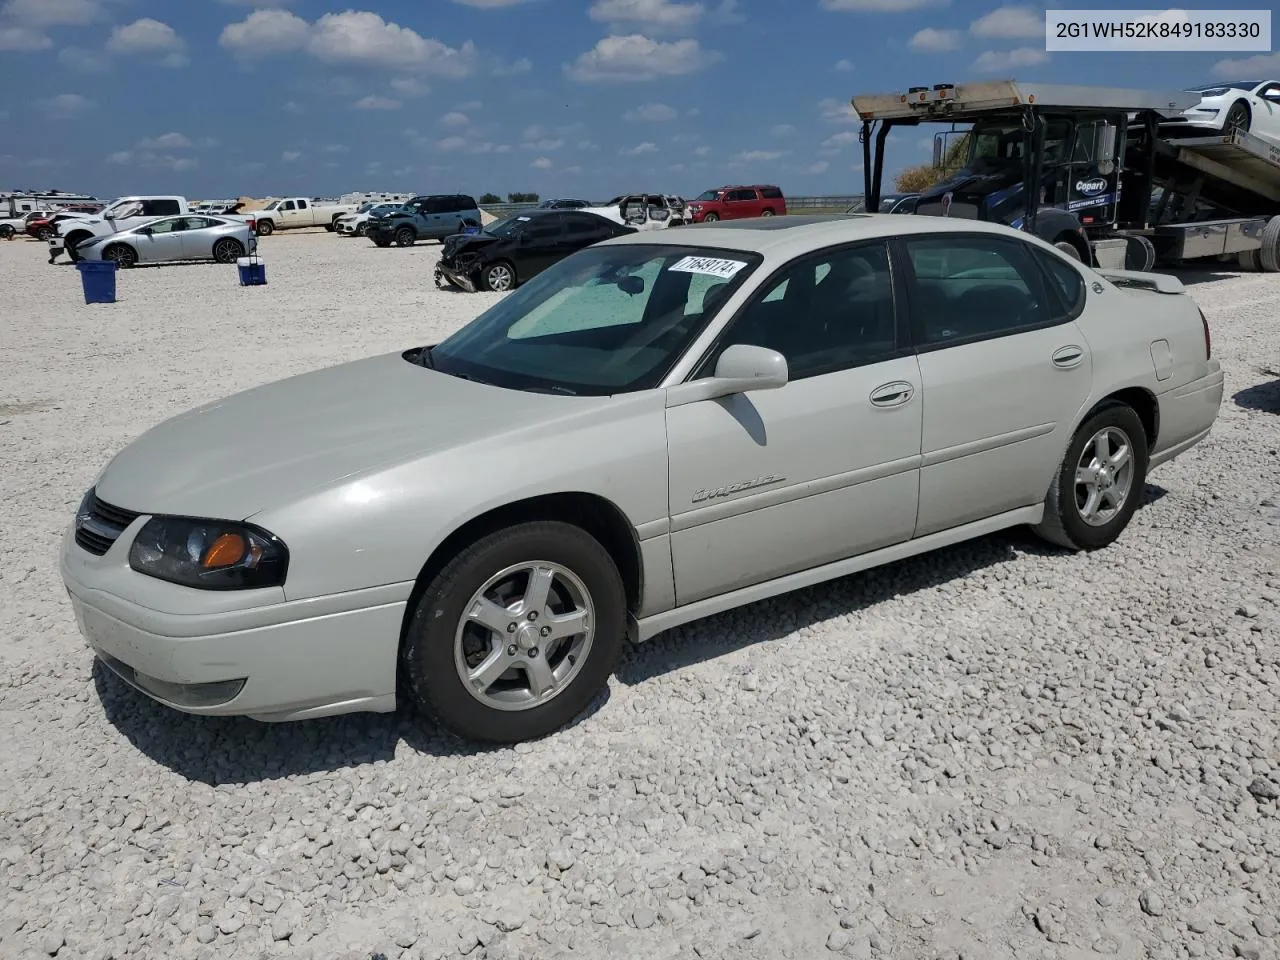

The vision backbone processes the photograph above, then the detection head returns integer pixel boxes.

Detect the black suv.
[368,194,483,247]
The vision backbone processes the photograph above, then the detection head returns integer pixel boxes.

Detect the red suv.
[688,185,786,222]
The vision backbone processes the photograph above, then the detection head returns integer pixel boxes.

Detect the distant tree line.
[478,192,540,204]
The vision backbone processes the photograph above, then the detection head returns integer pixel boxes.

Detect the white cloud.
[137,132,192,150]
[910,26,961,50]
[732,149,783,162]
[453,0,536,5]
[390,77,431,97]
[771,124,795,137]
[972,46,1047,70]
[693,145,711,156]
[106,150,132,165]
[440,111,470,126]
[522,138,564,150]
[493,56,532,75]
[970,5,1042,38]
[1211,51,1280,77]
[325,143,349,153]
[621,141,659,155]
[220,10,479,77]
[37,93,88,117]
[808,160,830,174]
[219,9,310,54]
[106,18,186,65]
[834,58,854,71]
[282,151,302,162]
[2,0,101,27]
[567,34,717,82]
[577,139,600,150]
[623,102,678,122]
[822,0,946,8]
[283,100,304,114]
[354,95,401,110]
[532,156,553,169]
[822,130,858,150]
[437,136,469,151]
[588,0,705,32]
[818,97,859,124]
[0,25,50,50]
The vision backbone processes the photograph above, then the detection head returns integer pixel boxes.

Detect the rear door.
[177,217,224,258]
[901,232,1093,536]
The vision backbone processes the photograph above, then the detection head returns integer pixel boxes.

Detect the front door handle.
[1051,345,1085,368]
[870,381,915,407]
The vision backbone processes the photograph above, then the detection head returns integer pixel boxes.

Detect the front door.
[135,216,185,262]
[518,214,569,278]
[666,240,923,604]
[900,232,1093,537]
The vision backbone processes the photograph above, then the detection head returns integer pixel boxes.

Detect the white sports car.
[1164,80,1280,146]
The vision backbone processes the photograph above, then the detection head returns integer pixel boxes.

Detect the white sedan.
[1166,79,1280,145]
[61,215,1223,743]
[75,215,257,268]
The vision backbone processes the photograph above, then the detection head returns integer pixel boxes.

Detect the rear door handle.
[870,381,915,407]
[1051,345,1085,368]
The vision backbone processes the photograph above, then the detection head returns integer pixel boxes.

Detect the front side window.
[146,218,181,234]
[430,244,762,395]
[703,242,897,381]
[695,189,722,202]
[281,201,296,211]
[904,235,1055,345]
[523,217,564,243]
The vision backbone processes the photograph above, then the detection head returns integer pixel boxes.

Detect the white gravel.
[1,230,1278,960]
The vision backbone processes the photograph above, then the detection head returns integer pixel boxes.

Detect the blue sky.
[2,0,1275,201]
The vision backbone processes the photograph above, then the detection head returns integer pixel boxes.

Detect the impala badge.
[691,474,785,503]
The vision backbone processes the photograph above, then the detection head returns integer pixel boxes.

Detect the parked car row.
[76,214,257,268]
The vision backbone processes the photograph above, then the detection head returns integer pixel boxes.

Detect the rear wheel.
[395,227,415,247]
[212,238,244,264]
[400,521,625,743]
[103,244,137,269]
[1032,403,1148,551]
[256,220,274,237]
[0,223,14,240]
[1258,215,1280,273]
[1054,239,1083,261]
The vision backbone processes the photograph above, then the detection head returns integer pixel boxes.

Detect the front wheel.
[256,220,274,237]
[482,261,515,291]
[400,521,626,743]
[1032,403,1149,551]
[1224,101,1251,137]
[355,223,368,237]
[760,209,775,217]
[65,233,91,262]
[103,244,137,268]
[701,212,720,223]
[0,223,14,240]
[373,237,391,248]
[212,238,244,264]
[37,226,55,241]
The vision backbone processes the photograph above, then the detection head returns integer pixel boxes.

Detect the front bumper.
[60,520,404,721]
[435,260,478,292]
[335,220,359,235]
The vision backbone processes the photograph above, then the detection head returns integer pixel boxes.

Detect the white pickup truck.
[52,196,256,262]
[245,197,359,236]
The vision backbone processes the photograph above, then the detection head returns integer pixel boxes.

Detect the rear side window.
[142,199,181,216]
[903,234,1056,345]
[759,186,784,199]
[457,195,478,210]
[1033,247,1086,320]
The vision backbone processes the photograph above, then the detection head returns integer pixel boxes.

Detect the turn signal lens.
[202,533,247,569]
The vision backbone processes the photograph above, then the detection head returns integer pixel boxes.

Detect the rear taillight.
[1198,306,1211,359]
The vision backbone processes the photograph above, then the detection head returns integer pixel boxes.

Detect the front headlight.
[129,517,288,590]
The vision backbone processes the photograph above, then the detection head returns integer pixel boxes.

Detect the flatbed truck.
[851,79,1280,272]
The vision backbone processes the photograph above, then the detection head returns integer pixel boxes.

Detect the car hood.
[93,350,571,521]
[441,233,500,260]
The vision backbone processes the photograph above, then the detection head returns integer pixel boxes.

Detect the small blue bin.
[76,260,117,304]
[237,256,267,286]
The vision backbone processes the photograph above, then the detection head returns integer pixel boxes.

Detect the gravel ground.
[1,231,1278,960]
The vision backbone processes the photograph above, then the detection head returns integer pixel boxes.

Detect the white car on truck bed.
[51,196,254,263]
[245,197,359,236]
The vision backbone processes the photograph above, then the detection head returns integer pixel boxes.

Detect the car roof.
[598,213,1037,256]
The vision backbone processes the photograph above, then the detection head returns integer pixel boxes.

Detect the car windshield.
[484,214,530,238]
[846,197,868,213]
[429,243,763,395]
[695,190,721,201]
[263,201,279,211]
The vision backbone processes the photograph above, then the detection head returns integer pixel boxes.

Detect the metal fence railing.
[479,195,865,216]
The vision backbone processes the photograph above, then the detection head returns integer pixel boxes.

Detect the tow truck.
[851,79,1280,272]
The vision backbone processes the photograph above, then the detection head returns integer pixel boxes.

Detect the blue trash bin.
[237,256,267,286]
[76,260,117,304]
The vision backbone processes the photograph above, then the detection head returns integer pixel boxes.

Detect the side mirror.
[932,135,944,169]
[138,226,152,235]
[665,344,789,407]
[1097,121,1117,175]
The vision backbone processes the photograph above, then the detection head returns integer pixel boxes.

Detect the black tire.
[355,222,368,237]
[702,212,720,223]
[65,232,92,262]
[212,238,244,264]
[1032,402,1149,551]
[395,227,415,247]
[102,244,137,268]
[1258,215,1280,273]
[36,226,55,241]
[1054,239,1083,261]
[760,209,775,217]
[1224,101,1251,137]
[0,224,13,240]
[373,237,391,248]
[1124,235,1156,272]
[481,260,516,292]
[1238,248,1262,271]
[400,521,625,743]
[256,220,274,237]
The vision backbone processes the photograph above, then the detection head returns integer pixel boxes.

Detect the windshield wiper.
[522,384,578,396]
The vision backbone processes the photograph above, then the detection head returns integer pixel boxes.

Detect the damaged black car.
[434,209,636,292]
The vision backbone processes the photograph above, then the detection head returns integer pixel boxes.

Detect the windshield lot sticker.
[670,256,747,280]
